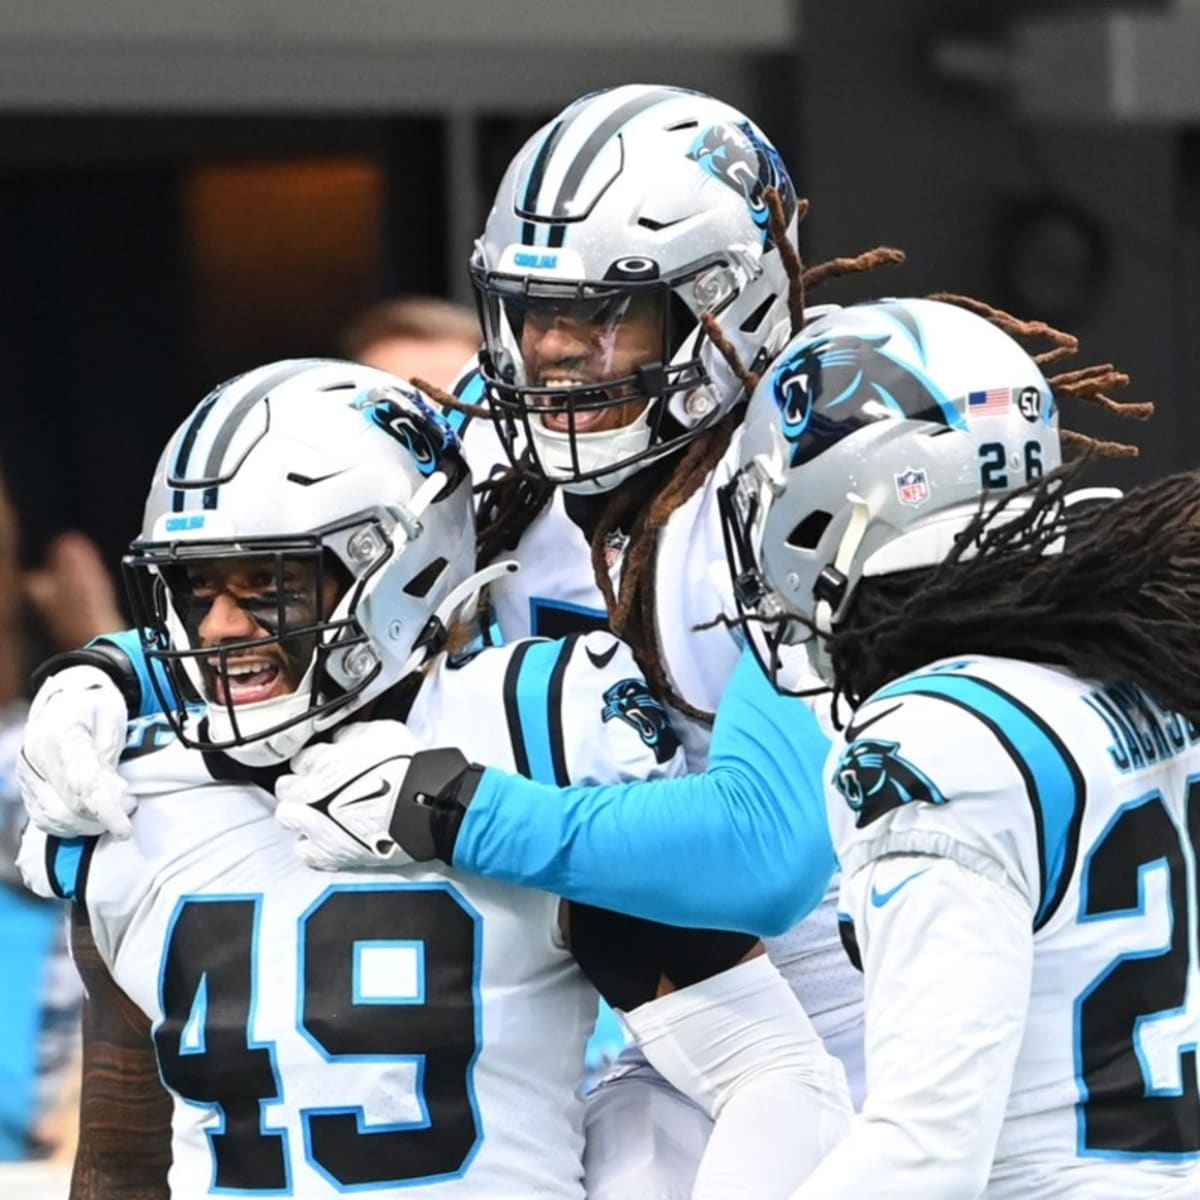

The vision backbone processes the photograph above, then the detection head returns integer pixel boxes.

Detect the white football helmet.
[471,84,800,494]
[719,297,1063,685]
[124,359,477,766]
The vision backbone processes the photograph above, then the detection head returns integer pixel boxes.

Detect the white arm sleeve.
[791,853,1034,1200]
[623,954,852,1199]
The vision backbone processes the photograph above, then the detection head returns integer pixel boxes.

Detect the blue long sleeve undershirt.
[91,628,836,936]
[455,648,836,937]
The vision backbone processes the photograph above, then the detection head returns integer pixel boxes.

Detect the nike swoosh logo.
[584,640,619,670]
[286,469,348,487]
[845,703,901,743]
[870,868,929,909]
[338,779,391,807]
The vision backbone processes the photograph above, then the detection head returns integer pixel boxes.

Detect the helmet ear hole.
[667,292,697,358]
[787,511,833,550]
[322,551,353,617]
[403,556,449,599]
[739,293,777,335]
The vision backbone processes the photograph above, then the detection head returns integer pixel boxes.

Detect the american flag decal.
[966,387,1011,416]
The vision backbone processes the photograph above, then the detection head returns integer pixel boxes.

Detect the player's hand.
[18,665,135,839]
[275,721,422,870]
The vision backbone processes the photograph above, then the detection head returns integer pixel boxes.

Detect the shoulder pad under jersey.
[828,658,1086,929]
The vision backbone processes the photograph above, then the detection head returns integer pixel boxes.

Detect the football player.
[18,362,850,1198]
[352,83,888,1097]
[17,85,879,1175]
[314,299,1197,1197]
[708,297,1200,1197]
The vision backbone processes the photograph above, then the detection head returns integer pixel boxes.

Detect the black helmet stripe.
[519,118,567,244]
[168,360,320,511]
[169,390,222,512]
[546,88,681,219]
[200,360,314,482]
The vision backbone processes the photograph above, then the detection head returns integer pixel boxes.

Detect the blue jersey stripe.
[501,642,534,778]
[528,597,608,639]
[512,640,573,786]
[90,628,179,719]
[47,837,89,901]
[444,370,485,437]
[873,672,1085,929]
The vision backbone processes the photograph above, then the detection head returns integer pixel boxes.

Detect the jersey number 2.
[1076,782,1200,1157]
[154,884,480,1192]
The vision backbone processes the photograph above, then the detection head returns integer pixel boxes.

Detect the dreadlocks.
[586,195,905,719]
[928,294,1153,451]
[829,460,1200,726]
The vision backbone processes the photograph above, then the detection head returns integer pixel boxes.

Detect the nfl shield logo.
[604,530,629,570]
[895,467,930,506]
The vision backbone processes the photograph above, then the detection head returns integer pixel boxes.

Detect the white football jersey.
[458,394,864,1092]
[462,400,739,772]
[821,655,1200,1198]
[20,634,685,1199]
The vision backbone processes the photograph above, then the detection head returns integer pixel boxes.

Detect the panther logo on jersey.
[770,330,953,467]
[832,737,946,828]
[687,121,796,244]
[601,680,679,764]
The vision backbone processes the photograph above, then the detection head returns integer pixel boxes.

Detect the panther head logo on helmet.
[770,328,961,467]
[687,120,797,244]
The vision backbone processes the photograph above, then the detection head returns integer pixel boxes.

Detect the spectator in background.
[0,468,123,1163]
[25,534,125,657]
[338,295,480,389]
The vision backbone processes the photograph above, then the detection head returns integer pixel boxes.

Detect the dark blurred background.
[0,0,1196,588]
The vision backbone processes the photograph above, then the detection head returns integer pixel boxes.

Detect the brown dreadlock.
[927,293,1153,458]
[829,458,1200,727]
[586,193,906,720]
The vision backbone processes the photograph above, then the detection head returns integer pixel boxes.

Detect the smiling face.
[517,291,665,434]
[178,555,341,707]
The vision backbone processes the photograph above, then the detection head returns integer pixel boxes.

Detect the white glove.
[275,720,423,870]
[18,665,135,839]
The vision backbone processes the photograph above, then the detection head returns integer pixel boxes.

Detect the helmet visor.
[124,538,364,750]
[478,275,672,415]
[473,268,715,485]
